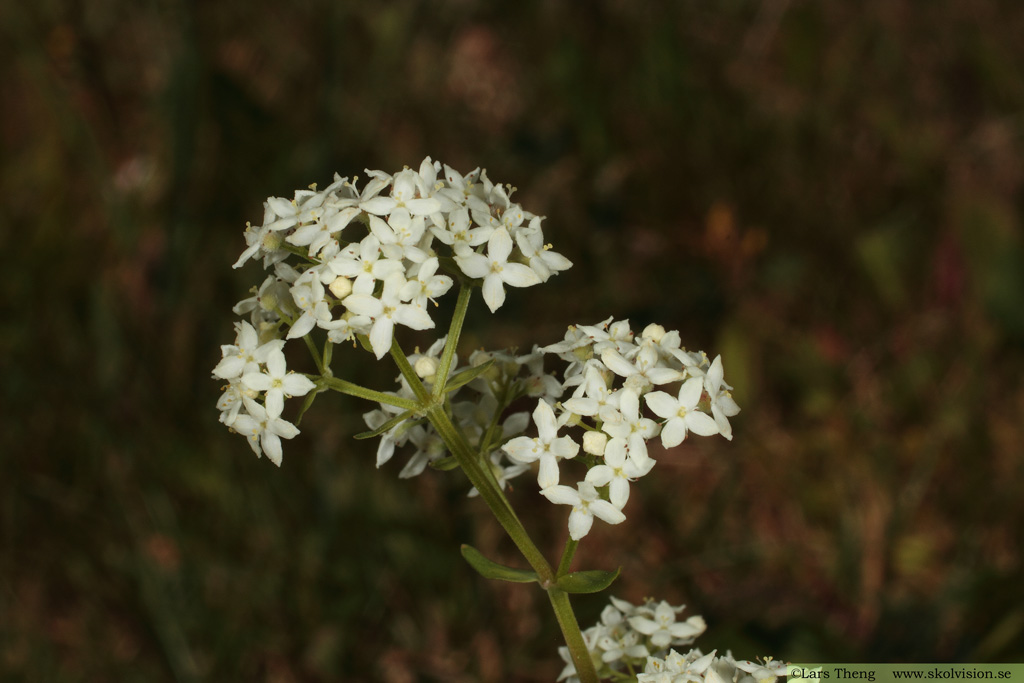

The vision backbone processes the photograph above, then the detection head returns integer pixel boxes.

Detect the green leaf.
[555,567,621,594]
[353,409,416,440]
[443,359,495,394]
[293,385,319,426]
[356,333,374,354]
[460,545,538,584]
[428,455,460,471]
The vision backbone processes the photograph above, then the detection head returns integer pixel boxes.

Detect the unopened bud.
[328,276,353,299]
[261,230,284,252]
[414,356,439,380]
[583,431,608,456]
[642,323,666,343]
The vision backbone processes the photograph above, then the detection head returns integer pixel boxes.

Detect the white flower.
[600,388,659,467]
[212,321,284,380]
[704,355,740,440]
[502,399,579,489]
[628,602,707,649]
[343,272,435,359]
[455,227,541,312]
[515,216,573,281]
[240,347,316,419]
[585,437,655,509]
[325,234,405,296]
[541,481,626,540]
[360,167,441,217]
[399,256,453,308]
[286,204,360,257]
[369,210,429,263]
[601,340,684,394]
[231,397,301,466]
[286,273,333,340]
[645,377,720,448]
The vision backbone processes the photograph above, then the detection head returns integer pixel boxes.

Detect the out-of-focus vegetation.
[4,1,1024,681]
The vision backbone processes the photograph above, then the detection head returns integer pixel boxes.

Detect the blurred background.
[4,1,1024,681]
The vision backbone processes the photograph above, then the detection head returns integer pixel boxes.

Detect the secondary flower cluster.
[364,317,739,540]
[557,597,785,683]
[216,158,571,463]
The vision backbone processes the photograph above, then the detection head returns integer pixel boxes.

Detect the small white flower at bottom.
[541,481,626,540]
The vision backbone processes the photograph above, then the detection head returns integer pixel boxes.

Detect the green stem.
[425,403,553,583]
[557,539,579,577]
[433,284,473,398]
[319,376,420,411]
[548,588,598,683]
[389,336,432,405]
[423,396,600,683]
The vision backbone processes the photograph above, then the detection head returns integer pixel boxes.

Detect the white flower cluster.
[212,321,316,465]
[216,158,572,463]
[363,317,739,541]
[557,597,785,683]
[231,157,570,360]
[516,317,738,539]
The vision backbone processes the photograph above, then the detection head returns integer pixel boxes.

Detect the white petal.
[537,453,560,489]
[499,263,542,288]
[360,196,396,215]
[369,318,395,359]
[678,377,704,408]
[589,500,626,525]
[261,432,283,466]
[481,273,506,312]
[660,418,687,449]
[343,294,384,317]
[540,484,580,506]
[455,253,490,279]
[567,509,594,540]
[533,400,558,442]
[281,374,316,397]
[393,305,435,331]
[488,228,513,263]
[644,391,678,419]
[686,411,720,437]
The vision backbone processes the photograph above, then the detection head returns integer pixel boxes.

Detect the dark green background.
[4,1,1024,681]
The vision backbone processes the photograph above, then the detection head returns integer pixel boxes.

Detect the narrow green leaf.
[356,333,374,354]
[428,455,460,471]
[353,409,416,440]
[460,544,539,584]
[555,567,621,594]
[293,382,319,425]
[444,359,495,394]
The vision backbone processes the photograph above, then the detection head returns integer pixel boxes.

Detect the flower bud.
[583,430,608,456]
[328,276,353,299]
[414,356,439,381]
[642,323,666,343]
[261,230,284,252]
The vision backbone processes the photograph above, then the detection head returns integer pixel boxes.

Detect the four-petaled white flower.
[502,399,580,489]
[541,480,627,540]
[343,272,435,359]
[456,227,541,312]
[231,397,301,466]
[628,601,707,649]
[585,437,654,509]
[645,377,720,448]
[240,348,316,419]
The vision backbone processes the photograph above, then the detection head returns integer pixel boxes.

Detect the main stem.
[412,284,599,683]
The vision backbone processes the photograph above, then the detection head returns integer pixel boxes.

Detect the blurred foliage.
[3,0,1024,681]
